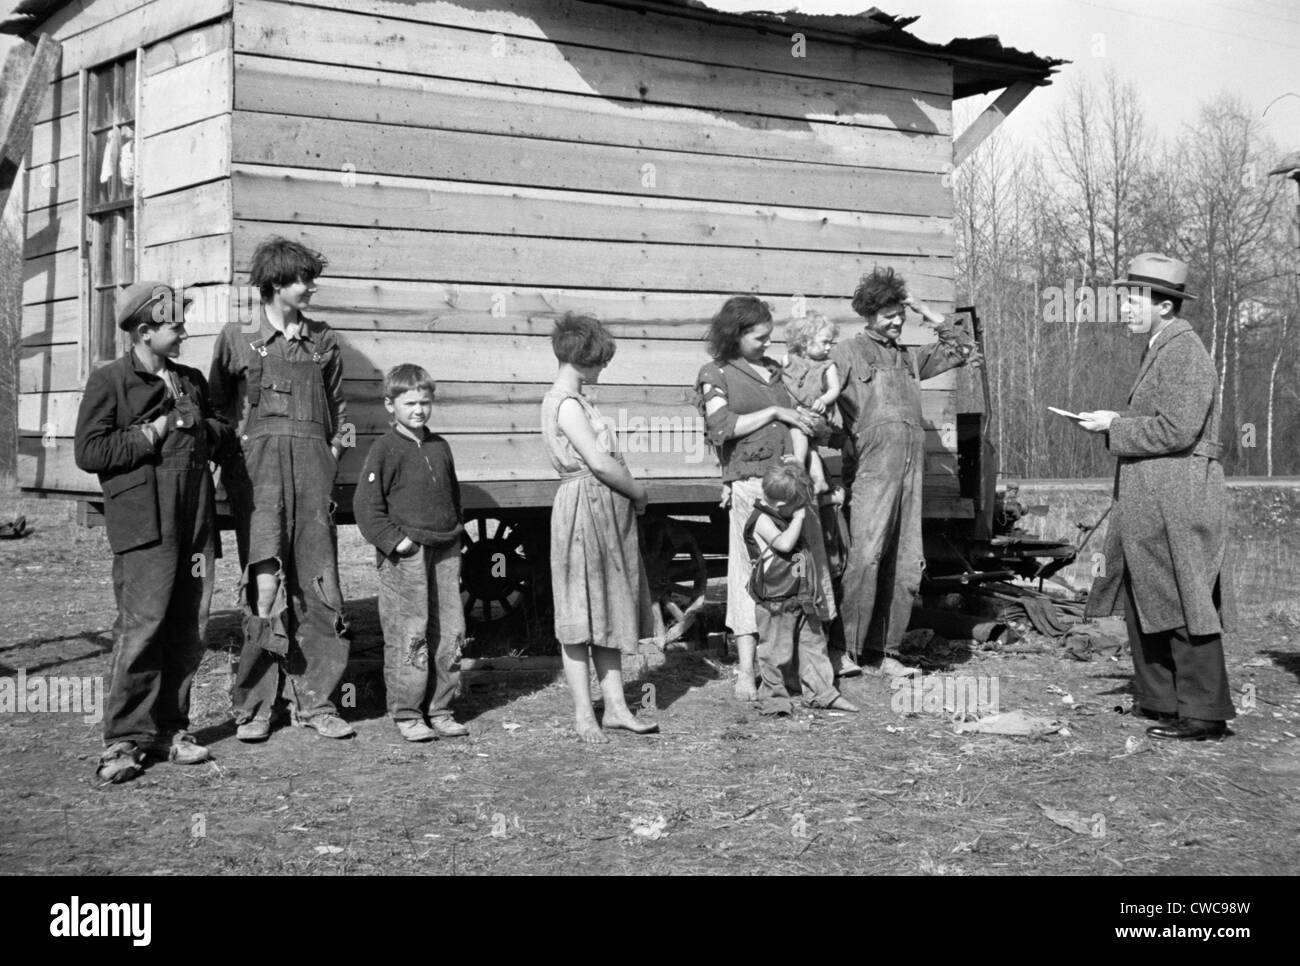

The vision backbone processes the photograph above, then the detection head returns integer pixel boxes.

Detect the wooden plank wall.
[18,0,234,493]
[229,0,964,513]
[23,0,968,515]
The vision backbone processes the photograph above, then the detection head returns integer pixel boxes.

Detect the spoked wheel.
[639,515,709,646]
[460,515,533,625]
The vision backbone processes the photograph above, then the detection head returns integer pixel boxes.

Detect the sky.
[3,0,1298,154]
[705,0,1300,156]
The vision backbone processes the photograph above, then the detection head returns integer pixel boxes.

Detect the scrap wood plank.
[1,35,61,214]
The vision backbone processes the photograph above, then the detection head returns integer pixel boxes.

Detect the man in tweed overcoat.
[1077,253,1234,741]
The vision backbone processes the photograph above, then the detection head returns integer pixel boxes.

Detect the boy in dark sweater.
[74,280,233,782]
[353,365,468,742]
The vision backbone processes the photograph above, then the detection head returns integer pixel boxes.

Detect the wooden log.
[20,298,78,347]
[233,0,951,135]
[138,233,233,287]
[232,113,952,219]
[27,111,78,168]
[22,390,962,452]
[22,156,79,212]
[140,47,231,137]
[18,436,970,512]
[233,55,950,174]
[140,114,230,198]
[231,221,954,300]
[232,165,952,257]
[31,75,78,125]
[142,180,232,247]
[22,249,78,304]
[54,0,232,78]
[23,198,78,258]
[141,20,232,76]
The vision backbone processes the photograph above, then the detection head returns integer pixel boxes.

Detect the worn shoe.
[298,713,355,739]
[831,650,863,678]
[167,732,212,764]
[96,742,144,784]
[144,731,212,763]
[429,717,469,738]
[236,717,272,742]
[1147,718,1227,741]
[862,656,921,678]
[396,719,438,742]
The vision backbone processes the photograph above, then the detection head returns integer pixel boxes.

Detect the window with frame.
[84,54,137,366]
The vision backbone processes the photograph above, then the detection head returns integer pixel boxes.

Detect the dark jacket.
[353,426,464,560]
[74,350,232,553]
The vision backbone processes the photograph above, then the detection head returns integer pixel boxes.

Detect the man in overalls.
[209,238,353,741]
[830,267,976,676]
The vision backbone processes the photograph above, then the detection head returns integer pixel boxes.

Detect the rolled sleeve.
[916,321,976,379]
[695,362,737,446]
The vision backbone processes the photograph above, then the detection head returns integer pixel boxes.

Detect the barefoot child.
[354,366,469,742]
[209,237,354,742]
[781,314,842,495]
[74,281,233,782]
[541,313,659,743]
[744,462,857,715]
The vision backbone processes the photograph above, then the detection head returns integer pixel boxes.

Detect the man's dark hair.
[249,236,329,302]
[706,295,773,361]
[851,266,908,319]
[551,312,616,368]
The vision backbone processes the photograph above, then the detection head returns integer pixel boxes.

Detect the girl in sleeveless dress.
[541,313,659,743]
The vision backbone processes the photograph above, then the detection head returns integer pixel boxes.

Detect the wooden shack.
[8,0,1058,566]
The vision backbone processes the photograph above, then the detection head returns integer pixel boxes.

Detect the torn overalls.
[830,323,974,664]
[74,351,231,747]
[209,313,351,726]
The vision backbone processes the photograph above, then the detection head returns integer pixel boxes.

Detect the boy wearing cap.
[74,281,233,783]
[1077,253,1234,742]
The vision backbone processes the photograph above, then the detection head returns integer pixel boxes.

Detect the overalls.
[742,502,839,708]
[837,344,927,663]
[106,374,215,746]
[230,330,350,725]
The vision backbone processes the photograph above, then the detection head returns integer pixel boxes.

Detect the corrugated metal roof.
[2,0,1063,97]
[639,1,1063,97]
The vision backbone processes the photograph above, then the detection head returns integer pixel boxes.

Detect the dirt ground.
[2,494,1298,875]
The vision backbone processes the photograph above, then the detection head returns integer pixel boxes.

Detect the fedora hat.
[116,280,194,330]
[1113,252,1197,301]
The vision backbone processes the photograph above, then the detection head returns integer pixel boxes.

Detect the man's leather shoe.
[1147,718,1227,741]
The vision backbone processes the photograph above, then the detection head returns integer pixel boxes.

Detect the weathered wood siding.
[22,0,968,515]
[229,0,963,513]
[18,0,235,492]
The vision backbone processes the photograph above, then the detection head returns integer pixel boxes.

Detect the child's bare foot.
[601,709,660,735]
[828,695,859,713]
[575,715,609,743]
[734,676,758,702]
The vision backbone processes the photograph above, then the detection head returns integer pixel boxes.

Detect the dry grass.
[2,494,1299,875]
